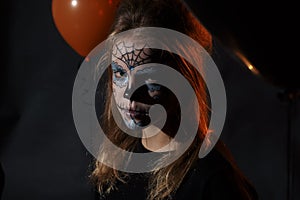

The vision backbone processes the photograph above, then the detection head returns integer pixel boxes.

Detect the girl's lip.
[116,104,129,111]
[129,109,149,116]
[117,104,149,115]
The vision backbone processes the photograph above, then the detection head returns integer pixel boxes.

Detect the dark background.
[0,0,299,199]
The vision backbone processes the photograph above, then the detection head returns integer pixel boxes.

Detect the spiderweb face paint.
[112,41,153,71]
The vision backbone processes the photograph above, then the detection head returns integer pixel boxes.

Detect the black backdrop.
[1,0,299,200]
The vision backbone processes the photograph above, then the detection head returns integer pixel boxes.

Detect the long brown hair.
[91,0,253,199]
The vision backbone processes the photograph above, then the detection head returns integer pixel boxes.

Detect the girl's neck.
[141,125,178,152]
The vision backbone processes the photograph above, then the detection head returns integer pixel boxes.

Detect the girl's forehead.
[111,39,154,70]
[112,39,151,58]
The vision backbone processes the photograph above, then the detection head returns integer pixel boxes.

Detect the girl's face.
[111,40,166,130]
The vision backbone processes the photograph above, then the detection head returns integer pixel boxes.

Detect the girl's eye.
[114,70,126,78]
[146,83,161,92]
[111,62,127,79]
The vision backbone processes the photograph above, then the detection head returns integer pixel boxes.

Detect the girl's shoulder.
[174,147,259,200]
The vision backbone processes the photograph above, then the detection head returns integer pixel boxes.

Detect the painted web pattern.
[112,41,153,70]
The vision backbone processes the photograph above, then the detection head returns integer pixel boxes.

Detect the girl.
[91,0,258,199]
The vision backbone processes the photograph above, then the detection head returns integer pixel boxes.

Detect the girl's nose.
[123,73,135,99]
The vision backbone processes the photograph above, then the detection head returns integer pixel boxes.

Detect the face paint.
[112,41,152,71]
[112,61,128,88]
[145,82,162,100]
[146,83,161,92]
[111,40,165,130]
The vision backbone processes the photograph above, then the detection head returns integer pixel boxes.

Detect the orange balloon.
[52,0,119,56]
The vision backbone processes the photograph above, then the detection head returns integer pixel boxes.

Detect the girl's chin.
[123,117,150,129]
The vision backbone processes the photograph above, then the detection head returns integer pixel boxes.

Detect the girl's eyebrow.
[111,61,126,71]
[112,60,158,74]
[135,67,156,74]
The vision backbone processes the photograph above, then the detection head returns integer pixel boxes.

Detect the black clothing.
[0,162,4,199]
[97,140,258,200]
